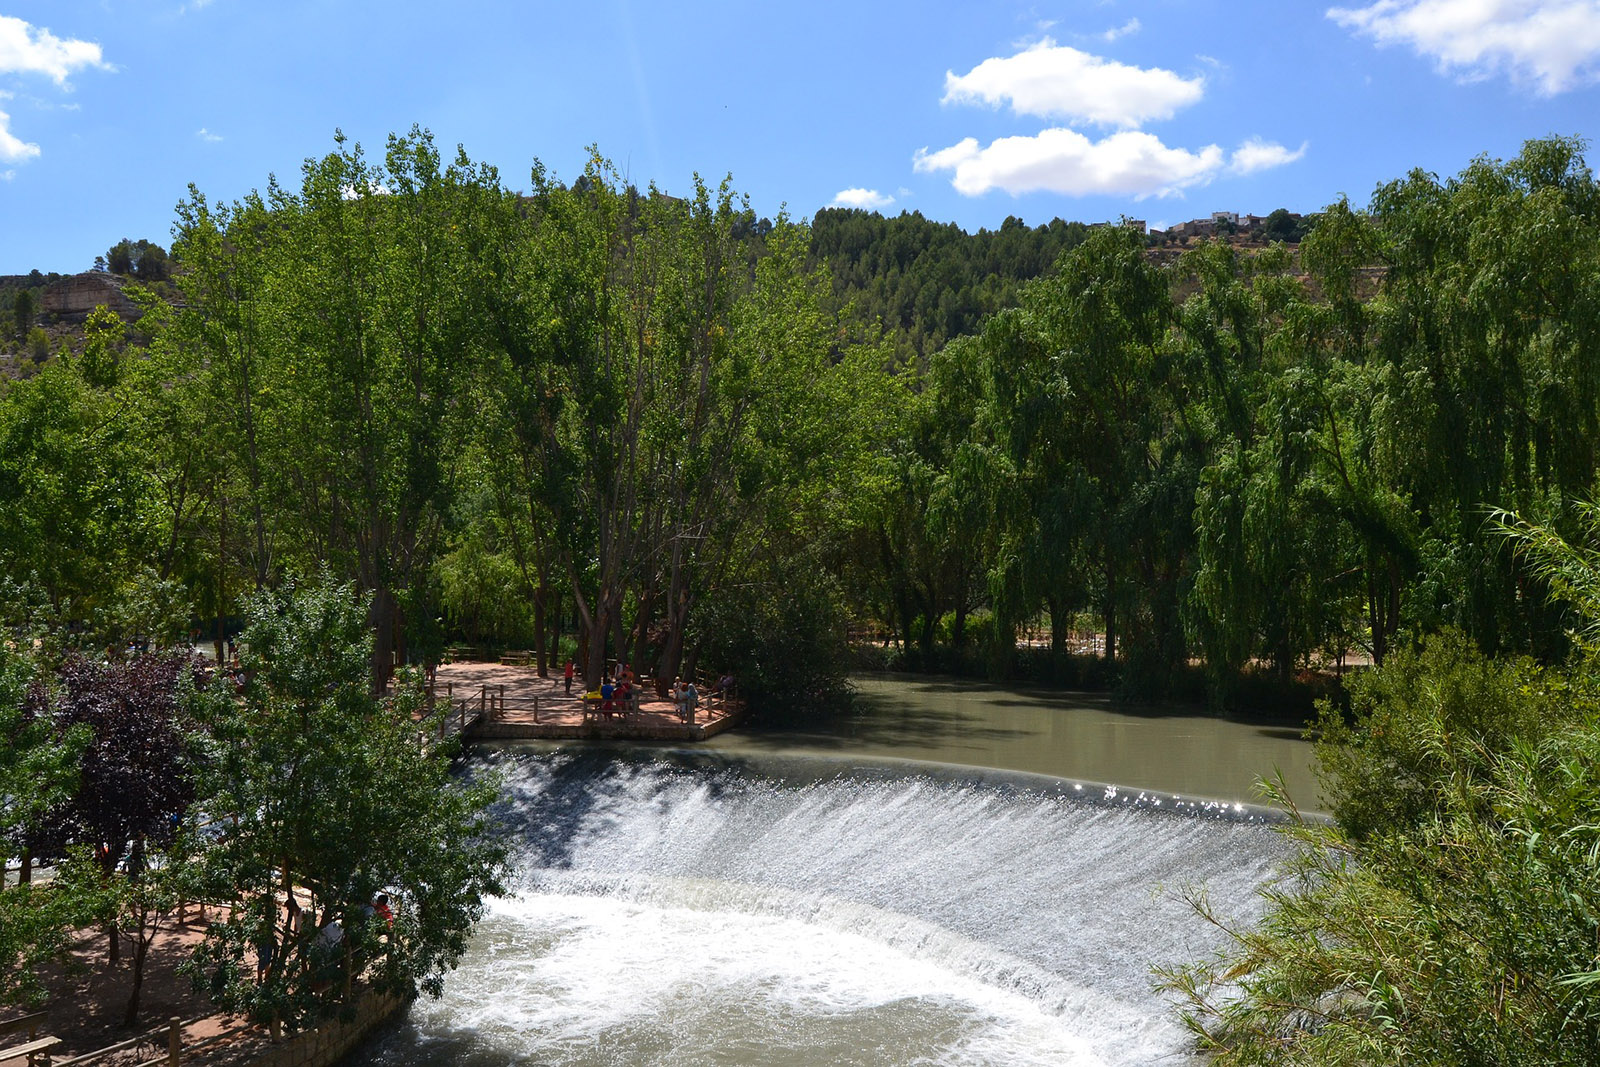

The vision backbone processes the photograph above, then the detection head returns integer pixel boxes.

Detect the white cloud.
[196,127,223,143]
[1229,137,1308,175]
[1329,0,1600,94]
[1102,18,1142,42]
[913,129,1225,199]
[831,187,896,210]
[943,37,1204,128]
[0,15,107,86]
[0,108,40,164]
[1,169,14,181]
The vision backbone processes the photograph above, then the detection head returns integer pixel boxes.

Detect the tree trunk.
[123,924,148,1027]
[611,607,628,672]
[918,601,936,653]
[370,587,398,692]
[1048,596,1066,656]
[18,847,30,885]
[533,585,548,676]
[631,589,654,674]
[952,584,969,650]
[550,585,563,667]
[1103,563,1118,665]
[215,489,227,666]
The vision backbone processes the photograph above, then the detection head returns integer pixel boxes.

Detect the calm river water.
[711,673,1321,811]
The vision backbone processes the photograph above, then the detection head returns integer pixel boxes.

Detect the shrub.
[1162,632,1600,1066]
[692,559,853,718]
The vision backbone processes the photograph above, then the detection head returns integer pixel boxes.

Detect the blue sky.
[4,1,1600,273]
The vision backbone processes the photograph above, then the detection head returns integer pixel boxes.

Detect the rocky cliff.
[41,272,141,323]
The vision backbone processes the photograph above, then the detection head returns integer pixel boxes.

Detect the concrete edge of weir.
[463,741,1332,826]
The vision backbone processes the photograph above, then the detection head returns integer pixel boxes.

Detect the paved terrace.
[432,660,744,742]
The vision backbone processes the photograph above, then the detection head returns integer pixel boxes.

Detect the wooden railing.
[427,683,542,736]
[47,1013,251,1067]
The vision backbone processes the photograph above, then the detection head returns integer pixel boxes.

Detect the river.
[350,674,1315,1066]
[709,673,1321,811]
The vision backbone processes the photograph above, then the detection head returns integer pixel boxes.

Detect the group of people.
[560,658,735,724]
[254,892,393,984]
[598,670,638,716]
[671,677,699,723]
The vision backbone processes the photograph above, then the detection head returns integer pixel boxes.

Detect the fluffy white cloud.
[1229,137,1308,175]
[0,108,40,164]
[196,127,223,143]
[0,15,106,86]
[831,187,896,210]
[942,38,1204,128]
[913,129,1225,199]
[1329,0,1600,94]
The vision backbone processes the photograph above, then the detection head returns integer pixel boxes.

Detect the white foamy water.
[351,751,1290,1066]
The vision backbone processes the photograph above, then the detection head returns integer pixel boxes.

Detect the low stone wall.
[242,992,407,1067]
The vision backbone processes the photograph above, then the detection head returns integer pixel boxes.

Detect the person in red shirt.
[563,659,575,695]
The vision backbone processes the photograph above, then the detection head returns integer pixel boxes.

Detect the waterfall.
[353,749,1292,1067]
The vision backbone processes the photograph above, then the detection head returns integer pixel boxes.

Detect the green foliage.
[809,207,1088,365]
[105,238,171,283]
[0,641,80,853]
[475,151,896,688]
[0,356,151,625]
[692,556,854,716]
[185,574,506,1028]
[435,531,533,647]
[76,305,126,389]
[11,289,33,342]
[0,878,92,1008]
[1163,635,1600,1065]
[1316,631,1559,839]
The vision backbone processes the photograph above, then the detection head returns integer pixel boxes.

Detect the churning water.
[352,750,1292,1066]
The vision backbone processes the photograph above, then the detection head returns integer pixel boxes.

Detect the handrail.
[54,1013,226,1067]
[0,1012,46,1039]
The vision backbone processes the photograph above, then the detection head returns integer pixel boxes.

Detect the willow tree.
[1361,137,1600,655]
[972,225,1178,670]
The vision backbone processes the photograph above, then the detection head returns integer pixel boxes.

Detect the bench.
[499,650,531,667]
[0,1035,61,1066]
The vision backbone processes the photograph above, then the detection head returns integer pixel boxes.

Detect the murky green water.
[707,674,1321,811]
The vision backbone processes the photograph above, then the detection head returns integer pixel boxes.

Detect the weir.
[352,749,1294,1067]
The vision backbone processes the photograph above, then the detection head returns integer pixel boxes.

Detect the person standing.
[564,659,575,695]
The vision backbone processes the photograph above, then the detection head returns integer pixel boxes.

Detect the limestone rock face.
[42,272,141,323]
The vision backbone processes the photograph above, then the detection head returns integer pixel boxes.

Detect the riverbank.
[854,644,1351,724]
